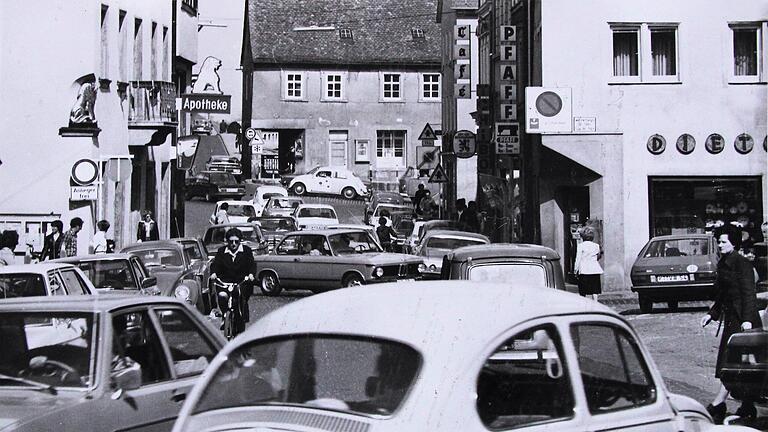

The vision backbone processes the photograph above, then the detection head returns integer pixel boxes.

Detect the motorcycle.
[209,277,248,340]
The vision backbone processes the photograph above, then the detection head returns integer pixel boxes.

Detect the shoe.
[735,402,756,419]
[706,402,727,424]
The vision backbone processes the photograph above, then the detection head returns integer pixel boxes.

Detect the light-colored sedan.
[0,263,96,298]
[172,282,753,432]
[293,203,339,230]
[413,229,490,278]
[0,295,224,431]
[51,253,160,295]
[250,185,288,217]
[209,200,257,224]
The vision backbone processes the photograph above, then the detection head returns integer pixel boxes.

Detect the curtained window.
[612,30,639,76]
[651,29,676,76]
[733,28,758,76]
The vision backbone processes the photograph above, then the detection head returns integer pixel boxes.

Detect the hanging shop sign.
[453,130,476,158]
[454,24,471,100]
[498,26,518,120]
[178,94,231,114]
[495,122,520,155]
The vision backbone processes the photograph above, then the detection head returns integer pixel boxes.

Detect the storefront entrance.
[561,186,590,284]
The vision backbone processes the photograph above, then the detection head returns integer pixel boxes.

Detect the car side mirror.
[364,376,380,398]
[110,358,142,399]
[140,276,157,289]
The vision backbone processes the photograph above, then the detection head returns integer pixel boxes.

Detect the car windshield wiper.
[0,373,57,394]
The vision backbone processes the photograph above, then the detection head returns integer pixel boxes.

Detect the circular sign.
[71,159,99,185]
[453,130,476,159]
[705,134,725,154]
[676,134,696,155]
[244,127,257,140]
[535,91,563,117]
[647,134,666,155]
[104,158,133,182]
[734,133,754,154]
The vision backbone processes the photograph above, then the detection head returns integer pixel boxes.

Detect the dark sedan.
[0,296,224,431]
[440,243,568,291]
[185,171,245,202]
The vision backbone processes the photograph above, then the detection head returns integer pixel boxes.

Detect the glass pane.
[193,336,421,416]
[112,311,171,385]
[0,273,46,298]
[58,270,87,295]
[77,260,136,290]
[154,309,216,377]
[651,29,676,75]
[612,31,638,76]
[469,263,548,286]
[642,238,709,257]
[129,248,183,267]
[733,29,758,76]
[477,325,574,428]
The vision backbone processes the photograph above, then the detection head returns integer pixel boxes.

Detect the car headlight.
[373,267,384,278]
[418,263,427,273]
[174,285,191,302]
[429,264,437,271]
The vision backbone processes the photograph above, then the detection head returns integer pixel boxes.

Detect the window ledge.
[320,99,347,103]
[608,80,682,85]
[419,99,441,103]
[381,99,405,103]
[282,98,309,102]
[728,78,766,85]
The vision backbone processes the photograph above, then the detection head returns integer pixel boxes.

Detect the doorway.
[561,186,590,284]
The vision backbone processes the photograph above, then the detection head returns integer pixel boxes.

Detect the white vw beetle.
[289,166,369,199]
[172,282,756,432]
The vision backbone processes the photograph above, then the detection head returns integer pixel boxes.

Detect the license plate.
[654,274,689,283]
[224,188,237,192]
[397,278,415,283]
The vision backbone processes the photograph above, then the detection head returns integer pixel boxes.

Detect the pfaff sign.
[498,26,518,121]
[179,94,231,114]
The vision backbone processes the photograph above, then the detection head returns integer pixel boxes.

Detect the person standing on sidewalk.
[90,220,110,254]
[0,231,19,266]
[137,210,159,242]
[61,217,83,258]
[574,226,603,300]
[700,224,761,423]
[40,220,64,261]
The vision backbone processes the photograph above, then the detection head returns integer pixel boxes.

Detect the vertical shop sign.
[498,26,517,120]
[454,25,471,99]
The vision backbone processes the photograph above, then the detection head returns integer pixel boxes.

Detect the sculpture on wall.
[192,56,223,94]
[69,81,98,126]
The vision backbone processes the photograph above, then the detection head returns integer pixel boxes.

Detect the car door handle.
[171,392,187,403]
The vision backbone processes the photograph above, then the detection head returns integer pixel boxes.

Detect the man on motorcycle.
[210,228,255,324]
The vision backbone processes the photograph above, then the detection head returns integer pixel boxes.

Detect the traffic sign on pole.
[418,123,438,141]
[428,163,448,183]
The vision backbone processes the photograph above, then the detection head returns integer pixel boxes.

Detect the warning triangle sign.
[418,123,437,141]
[428,163,448,183]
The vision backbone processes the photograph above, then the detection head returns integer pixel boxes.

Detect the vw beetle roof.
[448,243,561,261]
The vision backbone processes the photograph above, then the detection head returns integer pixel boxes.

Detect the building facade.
[466,0,768,291]
[0,1,184,255]
[243,0,442,185]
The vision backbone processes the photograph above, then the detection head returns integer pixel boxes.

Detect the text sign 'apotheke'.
[179,94,232,114]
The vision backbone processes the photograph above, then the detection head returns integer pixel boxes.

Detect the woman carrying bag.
[574,226,603,300]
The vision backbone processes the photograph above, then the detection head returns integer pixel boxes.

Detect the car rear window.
[75,260,136,290]
[298,208,337,219]
[642,238,709,258]
[0,273,46,298]
[225,204,255,217]
[257,218,296,232]
[193,336,421,417]
[130,249,183,267]
[468,263,548,287]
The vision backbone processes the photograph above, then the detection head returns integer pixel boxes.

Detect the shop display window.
[649,177,764,243]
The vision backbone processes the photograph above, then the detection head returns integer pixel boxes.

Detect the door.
[376,130,406,169]
[328,131,348,168]
[313,170,333,194]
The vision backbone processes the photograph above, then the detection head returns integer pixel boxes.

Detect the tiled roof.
[247,0,441,66]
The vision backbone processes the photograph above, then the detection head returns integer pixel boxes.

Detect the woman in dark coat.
[700,224,761,422]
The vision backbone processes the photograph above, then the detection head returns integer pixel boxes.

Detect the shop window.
[649,177,764,243]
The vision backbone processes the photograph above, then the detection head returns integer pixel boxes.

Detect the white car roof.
[0,263,76,274]
[215,200,254,207]
[256,185,287,194]
[242,281,614,358]
[296,203,335,210]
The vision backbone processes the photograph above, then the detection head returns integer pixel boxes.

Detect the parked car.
[252,229,423,295]
[250,185,288,217]
[0,295,224,431]
[121,240,209,313]
[251,217,298,251]
[205,154,242,176]
[172,281,743,432]
[293,203,340,230]
[328,223,381,246]
[630,234,719,313]
[413,230,490,278]
[262,196,304,218]
[441,243,568,291]
[51,253,159,295]
[185,171,245,202]
[208,200,257,224]
[408,219,461,252]
[391,216,415,253]
[202,222,269,260]
[172,237,212,308]
[0,263,95,298]
[288,166,369,199]
[365,191,411,217]
[365,203,414,226]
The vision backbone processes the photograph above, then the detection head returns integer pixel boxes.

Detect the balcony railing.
[128,81,177,126]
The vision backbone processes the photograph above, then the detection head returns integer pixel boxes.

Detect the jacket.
[211,245,255,284]
[137,220,159,242]
[708,252,761,328]
[40,233,63,261]
[574,240,603,275]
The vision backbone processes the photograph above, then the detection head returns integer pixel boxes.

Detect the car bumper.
[630,282,716,300]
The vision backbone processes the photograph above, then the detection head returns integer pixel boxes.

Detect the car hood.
[667,393,709,419]
[632,256,716,273]
[0,390,84,430]
[227,216,251,224]
[359,253,423,266]
[146,268,183,294]
[264,208,294,217]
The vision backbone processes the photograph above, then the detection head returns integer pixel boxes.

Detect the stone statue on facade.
[192,56,223,94]
[69,81,98,126]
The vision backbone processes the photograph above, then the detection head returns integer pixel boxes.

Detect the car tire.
[342,273,364,288]
[667,301,679,311]
[639,296,653,313]
[293,183,306,196]
[260,272,282,296]
[342,187,357,200]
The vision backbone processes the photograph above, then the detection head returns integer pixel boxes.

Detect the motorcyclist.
[210,228,255,325]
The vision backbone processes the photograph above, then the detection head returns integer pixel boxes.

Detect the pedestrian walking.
[574,226,603,300]
[455,199,467,221]
[40,220,64,261]
[60,217,83,258]
[376,216,398,252]
[0,231,19,266]
[90,220,110,254]
[419,190,438,220]
[137,210,159,242]
[215,203,230,225]
[459,201,480,233]
[413,184,428,213]
[700,224,761,423]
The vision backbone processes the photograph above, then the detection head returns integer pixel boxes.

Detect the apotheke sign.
[178,94,231,114]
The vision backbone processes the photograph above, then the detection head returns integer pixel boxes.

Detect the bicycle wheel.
[223,311,234,340]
